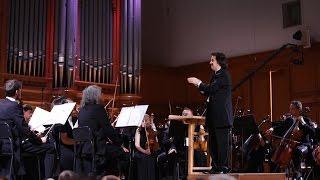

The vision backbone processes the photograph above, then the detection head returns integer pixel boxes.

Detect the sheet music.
[44,102,76,125]
[29,103,76,132]
[115,105,148,127]
[29,107,51,132]
[115,107,134,127]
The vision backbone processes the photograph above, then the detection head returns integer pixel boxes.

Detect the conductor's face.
[210,55,218,71]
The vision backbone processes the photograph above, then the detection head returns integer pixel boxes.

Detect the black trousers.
[208,128,231,170]
[21,140,56,178]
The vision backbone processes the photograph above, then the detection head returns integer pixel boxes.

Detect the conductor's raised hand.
[187,77,201,86]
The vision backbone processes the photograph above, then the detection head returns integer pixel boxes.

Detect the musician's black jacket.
[78,104,123,155]
[198,68,233,129]
[272,117,315,144]
[0,98,40,175]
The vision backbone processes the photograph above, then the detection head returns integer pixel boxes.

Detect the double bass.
[271,116,303,169]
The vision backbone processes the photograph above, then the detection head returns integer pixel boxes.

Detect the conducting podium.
[168,115,206,175]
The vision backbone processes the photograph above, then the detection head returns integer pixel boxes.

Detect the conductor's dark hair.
[291,100,303,112]
[211,52,228,69]
[5,79,22,97]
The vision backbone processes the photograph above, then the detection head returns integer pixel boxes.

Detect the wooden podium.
[168,115,209,175]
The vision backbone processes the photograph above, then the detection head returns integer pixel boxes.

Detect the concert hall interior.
[0,0,320,180]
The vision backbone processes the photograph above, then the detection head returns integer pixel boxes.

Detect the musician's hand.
[297,116,306,125]
[36,132,43,138]
[41,136,47,143]
[187,77,201,87]
[122,146,129,153]
[145,148,151,155]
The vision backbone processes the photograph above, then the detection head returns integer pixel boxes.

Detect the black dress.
[59,117,77,171]
[134,128,157,180]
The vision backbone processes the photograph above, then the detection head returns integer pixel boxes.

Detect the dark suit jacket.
[199,68,233,129]
[0,98,38,175]
[78,104,123,156]
[272,117,315,144]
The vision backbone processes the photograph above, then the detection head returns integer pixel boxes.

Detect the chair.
[21,152,41,180]
[0,122,14,179]
[72,126,95,175]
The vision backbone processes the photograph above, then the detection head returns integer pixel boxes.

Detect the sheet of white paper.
[43,103,76,125]
[29,107,51,131]
[129,105,148,126]
[33,125,46,133]
[115,107,134,127]
[115,105,148,127]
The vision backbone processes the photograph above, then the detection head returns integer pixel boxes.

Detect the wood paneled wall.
[141,43,320,124]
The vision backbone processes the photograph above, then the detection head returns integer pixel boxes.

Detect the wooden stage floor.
[188,173,286,180]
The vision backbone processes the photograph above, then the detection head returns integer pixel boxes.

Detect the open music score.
[29,103,76,133]
[115,105,148,127]
[168,114,209,175]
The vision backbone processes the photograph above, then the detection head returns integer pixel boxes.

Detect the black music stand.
[232,114,258,172]
[233,114,258,140]
[115,105,148,180]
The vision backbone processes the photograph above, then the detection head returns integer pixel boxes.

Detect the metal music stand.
[115,105,148,180]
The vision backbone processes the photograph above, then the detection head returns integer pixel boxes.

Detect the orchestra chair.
[73,126,96,175]
[0,122,14,179]
[22,124,62,180]
[21,152,42,180]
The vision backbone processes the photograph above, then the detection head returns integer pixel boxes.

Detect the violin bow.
[110,77,119,120]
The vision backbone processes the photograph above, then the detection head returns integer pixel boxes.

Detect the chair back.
[72,126,95,174]
[0,122,12,139]
[73,126,94,142]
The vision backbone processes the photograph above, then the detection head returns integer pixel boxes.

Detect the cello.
[271,116,303,169]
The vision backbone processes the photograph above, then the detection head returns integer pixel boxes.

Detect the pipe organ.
[3,0,141,101]
[120,0,141,94]
[7,0,47,77]
[79,0,114,84]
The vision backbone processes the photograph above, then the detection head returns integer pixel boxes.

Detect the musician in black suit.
[77,85,129,177]
[266,100,315,177]
[0,79,56,178]
[188,52,233,174]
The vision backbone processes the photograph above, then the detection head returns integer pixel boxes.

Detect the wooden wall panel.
[141,43,320,124]
[272,68,291,121]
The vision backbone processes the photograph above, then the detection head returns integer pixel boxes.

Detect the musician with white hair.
[77,85,129,177]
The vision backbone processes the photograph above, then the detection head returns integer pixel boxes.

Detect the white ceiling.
[142,0,320,67]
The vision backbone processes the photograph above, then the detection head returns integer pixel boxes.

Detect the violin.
[194,125,207,152]
[144,114,160,154]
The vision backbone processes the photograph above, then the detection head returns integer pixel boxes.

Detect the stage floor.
[188,173,286,180]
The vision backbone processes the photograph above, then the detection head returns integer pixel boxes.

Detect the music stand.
[115,105,148,180]
[233,114,258,140]
[232,114,258,172]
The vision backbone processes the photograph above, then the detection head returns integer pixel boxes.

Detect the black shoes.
[203,167,230,174]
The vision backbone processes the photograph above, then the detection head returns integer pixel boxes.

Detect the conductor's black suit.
[198,68,233,171]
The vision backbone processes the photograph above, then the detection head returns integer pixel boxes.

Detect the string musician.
[134,114,159,180]
[0,79,57,178]
[266,100,315,178]
[51,96,79,171]
[77,85,129,177]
